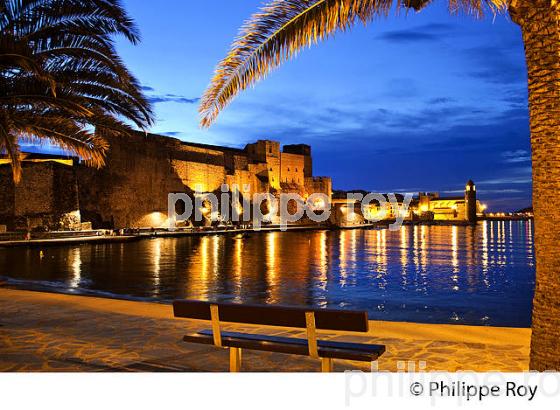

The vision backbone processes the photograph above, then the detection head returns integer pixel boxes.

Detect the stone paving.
[0,288,531,372]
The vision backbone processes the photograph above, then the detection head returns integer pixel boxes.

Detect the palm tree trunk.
[510,0,560,371]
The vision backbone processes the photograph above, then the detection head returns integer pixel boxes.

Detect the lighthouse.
[465,180,477,224]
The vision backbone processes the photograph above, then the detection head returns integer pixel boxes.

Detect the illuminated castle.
[0,133,332,230]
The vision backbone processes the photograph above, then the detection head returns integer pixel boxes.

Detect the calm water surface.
[0,222,535,327]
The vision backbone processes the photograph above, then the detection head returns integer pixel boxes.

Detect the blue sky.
[109,0,531,211]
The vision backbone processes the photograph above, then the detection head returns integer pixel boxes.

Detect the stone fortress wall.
[0,133,333,231]
[0,157,81,232]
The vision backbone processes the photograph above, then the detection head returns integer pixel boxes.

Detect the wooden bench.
[173,300,385,372]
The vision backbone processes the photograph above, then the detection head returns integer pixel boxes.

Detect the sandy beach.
[0,288,530,372]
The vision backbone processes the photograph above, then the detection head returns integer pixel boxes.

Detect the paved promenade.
[0,288,530,372]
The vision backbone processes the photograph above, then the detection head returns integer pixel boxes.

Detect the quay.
[0,224,380,248]
[0,288,530,372]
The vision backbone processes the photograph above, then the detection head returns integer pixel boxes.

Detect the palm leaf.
[199,0,508,127]
[0,113,22,182]
[1,0,154,182]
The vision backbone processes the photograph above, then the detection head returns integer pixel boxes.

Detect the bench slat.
[183,330,385,362]
[173,300,369,332]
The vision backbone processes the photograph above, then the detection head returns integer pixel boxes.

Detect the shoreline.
[0,224,357,248]
[0,288,530,372]
[0,281,531,329]
[1,219,533,249]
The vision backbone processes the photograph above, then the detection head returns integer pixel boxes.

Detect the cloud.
[147,95,200,105]
[381,78,419,99]
[141,87,200,105]
[502,88,528,108]
[428,97,457,105]
[160,131,183,137]
[482,189,525,194]
[502,149,531,164]
[480,176,532,185]
[463,44,527,86]
[376,23,455,44]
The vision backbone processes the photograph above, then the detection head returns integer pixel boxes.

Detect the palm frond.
[199,0,508,127]
[0,113,22,182]
[1,0,153,182]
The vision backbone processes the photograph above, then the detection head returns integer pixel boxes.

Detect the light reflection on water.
[0,222,535,327]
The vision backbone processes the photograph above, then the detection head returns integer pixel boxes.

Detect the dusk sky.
[109,1,531,211]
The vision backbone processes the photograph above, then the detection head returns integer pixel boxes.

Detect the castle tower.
[465,180,477,224]
[283,144,312,177]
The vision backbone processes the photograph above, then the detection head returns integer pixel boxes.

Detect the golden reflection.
[232,237,243,302]
[200,236,209,280]
[363,229,374,265]
[449,226,460,291]
[317,230,328,284]
[265,232,279,303]
[465,227,476,287]
[451,226,459,273]
[212,235,220,276]
[150,239,161,293]
[350,229,358,269]
[400,226,408,282]
[413,225,419,269]
[526,220,534,265]
[420,225,428,270]
[339,230,347,281]
[375,229,388,289]
[527,220,533,244]
[69,247,81,289]
[188,236,218,300]
[266,232,278,281]
[375,229,387,274]
[482,220,489,273]
[497,221,506,266]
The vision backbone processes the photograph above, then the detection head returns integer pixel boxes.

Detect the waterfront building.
[330,181,486,226]
[415,180,485,224]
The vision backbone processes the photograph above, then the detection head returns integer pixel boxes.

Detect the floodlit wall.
[0,162,80,231]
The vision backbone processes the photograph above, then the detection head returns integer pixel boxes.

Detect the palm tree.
[199,0,560,371]
[1,0,154,182]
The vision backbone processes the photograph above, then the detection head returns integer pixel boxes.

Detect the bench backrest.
[173,300,369,332]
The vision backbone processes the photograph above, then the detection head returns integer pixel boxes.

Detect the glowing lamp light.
[147,212,167,228]
[313,198,326,210]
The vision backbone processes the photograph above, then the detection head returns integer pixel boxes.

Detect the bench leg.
[229,347,242,372]
[321,358,333,373]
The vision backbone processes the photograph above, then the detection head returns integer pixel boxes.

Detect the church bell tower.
[465,180,477,224]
